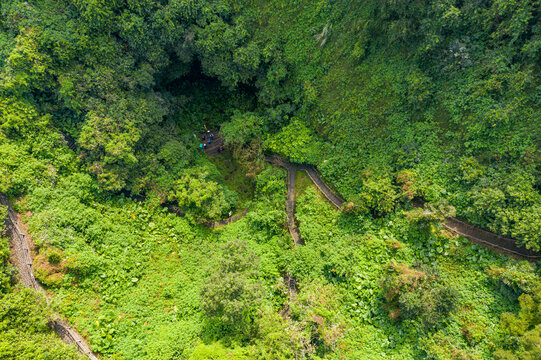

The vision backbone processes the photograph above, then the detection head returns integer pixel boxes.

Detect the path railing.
[264,155,541,261]
[444,216,541,260]
[0,193,99,360]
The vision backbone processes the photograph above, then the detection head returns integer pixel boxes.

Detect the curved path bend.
[3,135,537,356]
[0,194,99,360]
[209,143,540,261]
[297,165,345,208]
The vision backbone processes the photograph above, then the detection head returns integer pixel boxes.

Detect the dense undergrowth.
[5,165,541,359]
[0,205,84,359]
[1,0,541,359]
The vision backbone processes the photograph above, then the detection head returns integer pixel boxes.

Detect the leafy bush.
[399,284,459,329]
[265,119,324,164]
[46,250,62,265]
[0,289,84,359]
[382,262,458,328]
[222,111,265,145]
[496,285,541,360]
[201,239,264,342]
[350,171,397,217]
[169,168,233,222]
[487,262,540,298]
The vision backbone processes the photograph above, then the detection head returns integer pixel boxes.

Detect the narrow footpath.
[443,217,541,260]
[207,140,540,261]
[298,165,345,208]
[201,209,249,228]
[0,194,99,360]
[286,167,303,245]
[3,133,536,357]
[261,154,305,303]
[264,155,303,245]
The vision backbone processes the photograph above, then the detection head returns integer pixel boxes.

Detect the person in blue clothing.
[208,138,211,144]
[199,143,203,149]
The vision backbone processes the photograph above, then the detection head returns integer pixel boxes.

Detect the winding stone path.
[203,135,343,243]
[0,194,99,360]
[224,148,540,261]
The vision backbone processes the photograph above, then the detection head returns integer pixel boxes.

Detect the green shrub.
[47,250,62,265]
[497,285,541,360]
[265,119,324,164]
[200,240,264,343]
[382,262,458,328]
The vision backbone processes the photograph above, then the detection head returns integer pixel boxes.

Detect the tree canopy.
[0,0,540,359]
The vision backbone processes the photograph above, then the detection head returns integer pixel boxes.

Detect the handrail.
[0,193,99,360]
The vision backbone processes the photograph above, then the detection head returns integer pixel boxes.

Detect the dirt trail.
[0,194,99,360]
[202,133,225,155]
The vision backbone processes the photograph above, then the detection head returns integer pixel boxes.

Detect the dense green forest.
[0,0,540,359]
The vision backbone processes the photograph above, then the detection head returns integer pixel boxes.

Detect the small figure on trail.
[203,143,207,149]
[199,143,203,149]
[201,134,205,141]
[219,145,224,153]
[208,138,211,144]
[228,211,232,217]
[210,133,214,139]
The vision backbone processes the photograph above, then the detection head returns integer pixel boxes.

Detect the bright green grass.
[19,167,288,359]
